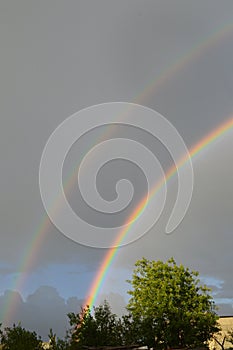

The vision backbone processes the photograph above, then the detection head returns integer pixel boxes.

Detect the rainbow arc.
[2,20,233,325]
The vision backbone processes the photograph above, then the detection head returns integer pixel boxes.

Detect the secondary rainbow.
[84,116,233,310]
[2,20,233,324]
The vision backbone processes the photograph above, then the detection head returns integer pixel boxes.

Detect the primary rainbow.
[84,116,233,310]
[2,20,233,324]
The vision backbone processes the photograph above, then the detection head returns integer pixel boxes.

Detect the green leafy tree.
[127,258,220,349]
[118,313,143,346]
[0,323,42,350]
[68,300,124,348]
[94,300,122,346]
[68,305,97,348]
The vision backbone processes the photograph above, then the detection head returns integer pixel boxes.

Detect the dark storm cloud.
[0,286,84,340]
[0,287,128,340]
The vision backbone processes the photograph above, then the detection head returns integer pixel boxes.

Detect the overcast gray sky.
[0,0,233,340]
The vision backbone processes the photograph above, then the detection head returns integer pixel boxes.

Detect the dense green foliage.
[67,300,135,349]
[127,258,220,349]
[0,323,42,350]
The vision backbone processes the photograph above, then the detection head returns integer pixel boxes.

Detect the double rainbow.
[2,20,233,324]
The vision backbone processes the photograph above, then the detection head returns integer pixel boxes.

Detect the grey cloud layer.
[0,0,232,331]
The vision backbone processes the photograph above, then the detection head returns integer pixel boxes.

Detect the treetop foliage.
[0,323,43,350]
[127,258,220,349]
